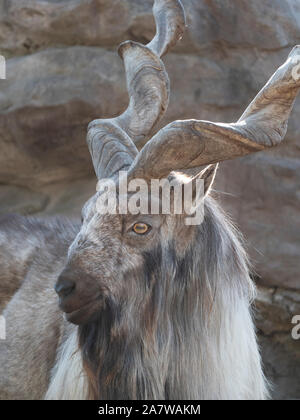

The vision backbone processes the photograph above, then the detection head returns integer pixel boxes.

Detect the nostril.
[55,278,76,298]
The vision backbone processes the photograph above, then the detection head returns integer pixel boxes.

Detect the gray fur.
[0,196,269,400]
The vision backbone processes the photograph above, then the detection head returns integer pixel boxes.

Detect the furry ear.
[194,163,218,198]
[165,165,217,220]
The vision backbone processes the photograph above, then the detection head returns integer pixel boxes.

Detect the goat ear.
[197,163,218,197]
[127,46,300,181]
[170,164,218,218]
[184,164,218,211]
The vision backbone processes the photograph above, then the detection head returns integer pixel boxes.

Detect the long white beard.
[45,330,89,400]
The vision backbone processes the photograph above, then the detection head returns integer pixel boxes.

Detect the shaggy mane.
[74,197,268,400]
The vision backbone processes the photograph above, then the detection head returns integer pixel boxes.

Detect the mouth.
[61,297,102,325]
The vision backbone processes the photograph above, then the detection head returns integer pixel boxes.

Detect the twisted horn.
[147,0,186,57]
[87,0,185,180]
[128,46,300,180]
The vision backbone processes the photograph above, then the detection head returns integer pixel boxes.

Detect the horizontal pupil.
[135,224,147,232]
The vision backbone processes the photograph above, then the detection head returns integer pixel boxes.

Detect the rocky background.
[0,0,299,399]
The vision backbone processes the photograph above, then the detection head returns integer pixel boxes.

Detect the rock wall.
[0,0,299,399]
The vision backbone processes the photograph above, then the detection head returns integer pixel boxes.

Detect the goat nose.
[55,277,75,298]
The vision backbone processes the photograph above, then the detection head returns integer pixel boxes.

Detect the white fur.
[44,297,268,400]
[45,330,89,400]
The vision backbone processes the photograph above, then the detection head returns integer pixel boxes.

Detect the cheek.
[123,230,162,254]
[173,225,196,257]
[118,245,144,274]
[96,248,141,299]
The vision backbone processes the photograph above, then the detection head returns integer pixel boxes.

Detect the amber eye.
[132,222,151,235]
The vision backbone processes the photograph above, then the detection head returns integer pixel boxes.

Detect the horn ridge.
[87,0,186,180]
[128,46,300,180]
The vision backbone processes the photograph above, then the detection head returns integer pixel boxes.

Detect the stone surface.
[0,0,299,400]
[256,286,300,400]
[0,184,49,215]
[215,153,300,291]
[0,47,127,187]
[1,0,300,57]
[0,0,152,57]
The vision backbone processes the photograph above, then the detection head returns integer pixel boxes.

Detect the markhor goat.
[0,0,300,400]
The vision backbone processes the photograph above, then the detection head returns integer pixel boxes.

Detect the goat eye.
[132,222,151,235]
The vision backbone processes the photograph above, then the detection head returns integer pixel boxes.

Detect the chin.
[61,298,103,325]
